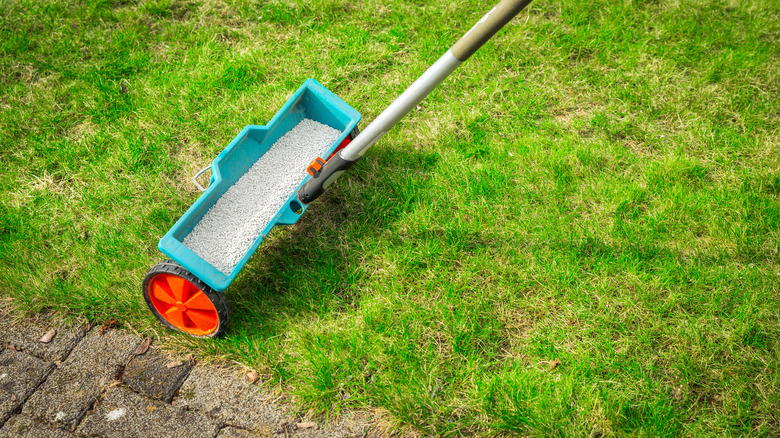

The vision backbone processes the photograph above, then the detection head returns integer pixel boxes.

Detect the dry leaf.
[297,422,317,429]
[7,344,19,351]
[134,338,151,356]
[99,318,119,335]
[165,360,182,369]
[549,358,561,371]
[246,370,258,384]
[39,329,57,343]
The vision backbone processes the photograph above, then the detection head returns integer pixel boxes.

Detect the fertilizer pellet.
[183,118,341,274]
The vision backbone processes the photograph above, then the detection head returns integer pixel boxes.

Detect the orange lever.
[306,157,326,177]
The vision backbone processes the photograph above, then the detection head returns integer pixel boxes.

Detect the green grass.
[2,0,779,435]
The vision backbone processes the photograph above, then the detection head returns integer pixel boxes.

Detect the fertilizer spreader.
[143,0,533,337]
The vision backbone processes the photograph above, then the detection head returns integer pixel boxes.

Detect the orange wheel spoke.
[165,275,189,301]
[151,282,177,305]
[181,312,193,329]
[164,307,185,328]
[186,309,217,331]
[180,280,195,302]
[185,292,216,311]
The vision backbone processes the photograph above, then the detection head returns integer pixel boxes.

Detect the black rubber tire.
[142,260,230,338]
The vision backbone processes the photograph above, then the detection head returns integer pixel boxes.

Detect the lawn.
[1,0,779,435]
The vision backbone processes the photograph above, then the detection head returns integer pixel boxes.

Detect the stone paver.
[77,386,220,438]
[174,367,373,437]
[174,366,286,432]
[23,328,141,429]
[123,346,191,403]
[218,419,374,438]
[0,349,54,426]
[0,414,77,438]
[0,312,88,362]
[291,413,374,438]
[0,307,376,437]
[217,426,270,438]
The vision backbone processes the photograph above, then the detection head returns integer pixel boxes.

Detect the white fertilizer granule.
[183,118,341,274]
[106,408,126,421]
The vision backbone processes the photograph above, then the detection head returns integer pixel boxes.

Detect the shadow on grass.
[221,145,440,339]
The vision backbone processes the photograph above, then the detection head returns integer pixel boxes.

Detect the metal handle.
[192,165,212,192]
[298,0,534,204]
[451,0,533,62]
[340,0,533,162]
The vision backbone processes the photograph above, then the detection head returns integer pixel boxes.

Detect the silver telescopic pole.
[298,0,533,204]
[339,49,462,160]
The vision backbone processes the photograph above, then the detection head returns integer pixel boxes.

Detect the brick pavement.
[0,310,377,437]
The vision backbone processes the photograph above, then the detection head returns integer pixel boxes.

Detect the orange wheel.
[142,260,229,338]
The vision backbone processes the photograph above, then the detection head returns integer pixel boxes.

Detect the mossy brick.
[123,346,191,403]
[0,312,87,362]
[292,415,374,438]
[174,367,372,437]
[77,386,219,438]
[217,426,269,438]
[22,328,140,428]
[0,350,55,427]
[173,366,285,431]
[0,414,77,438]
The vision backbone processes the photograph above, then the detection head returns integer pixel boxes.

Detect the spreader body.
[157,79,361,292]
